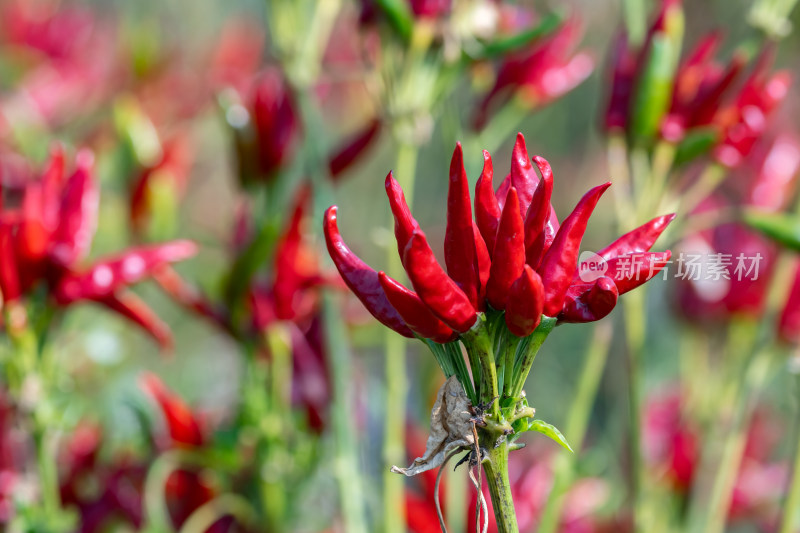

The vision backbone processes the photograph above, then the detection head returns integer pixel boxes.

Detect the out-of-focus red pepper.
[474,16,594,130]
[140,372,204,448]
[329,119,382,180]
[0,149,196,348]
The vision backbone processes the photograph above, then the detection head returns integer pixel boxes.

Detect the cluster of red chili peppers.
[0,146,196,348]
[325,133,673,412]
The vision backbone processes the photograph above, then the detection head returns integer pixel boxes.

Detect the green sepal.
[743,210,800,252]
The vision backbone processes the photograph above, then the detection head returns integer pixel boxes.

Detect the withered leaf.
[390,376,474,477]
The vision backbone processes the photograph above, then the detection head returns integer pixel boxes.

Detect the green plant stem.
[779,375,800,533]
[692,252,796,533]
[293,82,368,533]
[178,494,257,533]
[462,322,501,417]
[536,322,613,533]
[622,0,647,46]
[383,141,418,533]
[622,288,645,532]
[481,440,519,533]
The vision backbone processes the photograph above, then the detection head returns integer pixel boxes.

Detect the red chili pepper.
[779,265,800,344]
[486,187,526,310]
[40,144,65,232]
[605,251,672,294]
[53,240,198,304]
[0,223,21,302]
[18,183,49,262]
[524,155,554,269]
[402,230,477,332]
[510,133,537,214]
[140,372,204,447]
[378,272,457,343]
[596,213,676,260]
[558,276,619,323]
[473,223,491,307]
[605,33,638,131]
[50,150,98,267]
[474,150,500,254]
[444,143,479,308]
[323,206,413,338]
[385,172,420,261]
[97,291,173,350]
[538,182,611,317]
[329,119,381,179]
[504,265,545,337]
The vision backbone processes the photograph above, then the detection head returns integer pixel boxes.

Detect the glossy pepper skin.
[0,148,197,349]
[323,133,674,343]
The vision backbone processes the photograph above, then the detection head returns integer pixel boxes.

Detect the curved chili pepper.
[329,119,381,179]
[605,251,671,294]
[473,223,491,308]
[50,150,98,267]
[444,143,479,308]
[378,272,457,343]
[97,291,173,350]
[538,182,611,317]
[323,206,413,338]
[53,241,199,304]
[385,172,420,261]
[505,265,545,337]
[596,213,676,260]
[402,230,477,332]
[558,276,619,323]
[474,150,500,254]
[524,155,554,269]
[140,372,204,446]
[486,187,526,310]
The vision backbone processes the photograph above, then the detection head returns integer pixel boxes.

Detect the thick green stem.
[382,140,418,533]
[461,322,500,417]
[537,322,613,533]
[509,317,556,400]
[481,440,519,533]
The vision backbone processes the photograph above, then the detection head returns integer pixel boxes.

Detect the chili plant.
[323,132,673,532]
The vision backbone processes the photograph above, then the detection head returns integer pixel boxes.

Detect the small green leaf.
[743,210,800,252]
[473,11,563,60]
[673,127,719,165]
[528,419,573,452]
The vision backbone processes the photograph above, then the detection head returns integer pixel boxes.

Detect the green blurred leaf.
[744,210,800,251]
[673,128,719,166]
[376,0,414,42]
[527,419,573,452]
[473,11,563,60]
